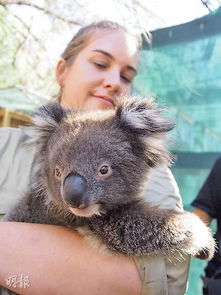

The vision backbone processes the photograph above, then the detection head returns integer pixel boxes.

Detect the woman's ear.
[56,59,67,87]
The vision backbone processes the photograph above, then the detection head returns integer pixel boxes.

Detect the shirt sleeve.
[143,165,183,211]
[140,166,189,294]
[0,127,36,214]
[165,254,190,295]
[134,254,190,295]
[191,157,221,219]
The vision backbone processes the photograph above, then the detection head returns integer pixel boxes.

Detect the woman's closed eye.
[93,61,109,69]
[121,74,133,84]
[91,58,134,84]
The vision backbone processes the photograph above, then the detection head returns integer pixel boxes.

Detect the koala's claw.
[178,212,216,261]
[194,247,215,261]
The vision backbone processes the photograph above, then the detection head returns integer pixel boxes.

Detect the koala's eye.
[97,163,112,179]
[55,166,62,180]
[99,165,109,175]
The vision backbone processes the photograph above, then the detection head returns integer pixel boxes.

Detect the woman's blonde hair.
[61,20,143,66]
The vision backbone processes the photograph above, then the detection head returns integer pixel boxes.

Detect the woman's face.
[56,30,139,111]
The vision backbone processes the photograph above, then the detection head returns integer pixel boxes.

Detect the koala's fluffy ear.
[116,96,174,166]
[25,102,67,145]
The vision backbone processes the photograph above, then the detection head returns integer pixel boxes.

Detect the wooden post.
[2,109,11,126]
[0,108,30,127]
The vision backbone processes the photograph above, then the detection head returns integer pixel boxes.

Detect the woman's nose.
[103,71,121,93]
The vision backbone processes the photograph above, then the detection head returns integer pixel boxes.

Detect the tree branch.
[12,13,48,52]
[200,0,212,12]
[1,0,82,26]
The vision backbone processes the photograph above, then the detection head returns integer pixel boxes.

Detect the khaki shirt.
[0,127,190,295]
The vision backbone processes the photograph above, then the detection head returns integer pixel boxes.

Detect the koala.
[1,96,215,294]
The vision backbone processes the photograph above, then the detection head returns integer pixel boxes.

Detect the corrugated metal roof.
[0,86,49,113]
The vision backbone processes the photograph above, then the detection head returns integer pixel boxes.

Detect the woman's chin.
[83,97,115,111]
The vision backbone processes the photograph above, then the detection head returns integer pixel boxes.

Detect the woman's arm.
[0,222,141,295]
[143,165,183,211]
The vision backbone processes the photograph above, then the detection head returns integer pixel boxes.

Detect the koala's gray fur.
[1,96,215,294]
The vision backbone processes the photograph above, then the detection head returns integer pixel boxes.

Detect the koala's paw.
[180,212,216,261]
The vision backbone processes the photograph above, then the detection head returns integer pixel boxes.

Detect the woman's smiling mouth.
[92,95,115,106]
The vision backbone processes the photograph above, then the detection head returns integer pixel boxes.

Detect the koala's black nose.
[62,174,88,208]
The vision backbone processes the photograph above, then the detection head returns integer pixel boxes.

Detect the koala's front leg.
[89,205,215,259]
